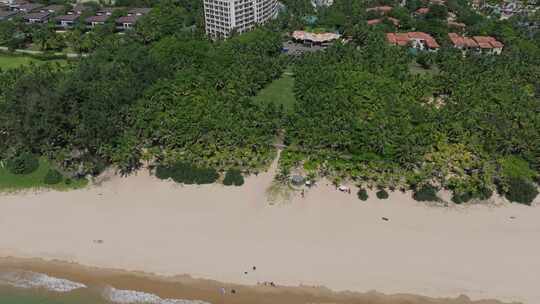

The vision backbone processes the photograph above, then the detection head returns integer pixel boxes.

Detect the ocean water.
[0,286,108,304]
[0,270,210,304]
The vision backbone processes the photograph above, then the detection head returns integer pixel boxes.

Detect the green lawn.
[0,158,87,193]
[254,71,296,113]
[0,54,67,70]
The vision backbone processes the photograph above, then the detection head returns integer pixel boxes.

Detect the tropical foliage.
[282,24,539,203]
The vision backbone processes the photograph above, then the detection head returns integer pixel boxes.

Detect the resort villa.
[448,33,504,55]
[386,32,440,51]
[55,13,79,28]
[116,8,151,30]
[366,5,393,15]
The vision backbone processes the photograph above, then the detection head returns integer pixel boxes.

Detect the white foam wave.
[103,286,211,304]
[0,270,86,292]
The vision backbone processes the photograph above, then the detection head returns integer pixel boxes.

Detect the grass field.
[0,54,66,70]
[253,71,296,113]
[0,158,87,193]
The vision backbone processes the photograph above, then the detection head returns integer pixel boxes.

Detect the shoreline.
[0,257,513,304]
[0,167,538,304]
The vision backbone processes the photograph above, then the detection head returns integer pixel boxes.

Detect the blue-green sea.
[0,286,109,304]
[0,269,210,304]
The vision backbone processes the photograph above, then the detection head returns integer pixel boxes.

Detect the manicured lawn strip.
[0,54,67,70]
[253,72,296,113]
[0,158,87,192]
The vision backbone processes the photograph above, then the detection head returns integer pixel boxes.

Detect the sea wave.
[103,286,211,304]
[0,270,86,292]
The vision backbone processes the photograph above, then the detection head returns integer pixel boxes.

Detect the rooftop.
[0,10,19,18]
[415,7,430,14]
[448,33,504,48]
[41,4,64,12]
[86,14,110,23]
[366,6,393,13]
[55,14,79,21]
[71,4,90,14]
[128,7,151,15]
[367,17,400,26]
[448,21,466,28]
[97,7,117,15]
[23,11,50,20]
[116,14,140,24]
[18,3,43,12]
[292,30,341,43]
[387,32,440,48]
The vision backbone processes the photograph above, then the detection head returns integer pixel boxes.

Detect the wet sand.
[0,257,512,304]
[0,163,538,304]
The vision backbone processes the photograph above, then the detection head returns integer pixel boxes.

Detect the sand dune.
[0,166,538,303]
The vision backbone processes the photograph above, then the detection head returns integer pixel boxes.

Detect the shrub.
[155,165,172,180]
[223,169,244,186]
[155,162,218,185]
[44,169,63,185]
[504,177,538,206]
[476,187,493,200]
[412,185,439,202]
[6,152,39,175]
[376,189,389,200]
[451,191,472,204]
[416,52,432,69]
[357,188,368,201]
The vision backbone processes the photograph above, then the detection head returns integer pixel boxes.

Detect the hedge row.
[155,162,219,185]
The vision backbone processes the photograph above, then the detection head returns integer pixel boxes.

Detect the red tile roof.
[366,6,393,13]
[415,7,430,14]
[367,17,399,26]
[473,36,504,48]
[387,32,440,48]
[448,33,504,49]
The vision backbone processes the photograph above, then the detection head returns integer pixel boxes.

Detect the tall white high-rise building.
[203,0,279,38]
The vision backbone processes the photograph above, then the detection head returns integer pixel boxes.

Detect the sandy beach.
[0,163,539,304]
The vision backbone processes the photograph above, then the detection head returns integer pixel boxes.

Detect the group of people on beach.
[222,265,278,296]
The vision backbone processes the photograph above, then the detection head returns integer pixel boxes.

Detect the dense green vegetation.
[0,0,538,204]
[0,2,285,189]
[413,185,440,202]
[223,169,245,186]
[376,189,390,200]
[155,162,219,185]
[6,152,39,175]
[278,0,540,204]
[43,169,63,185]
